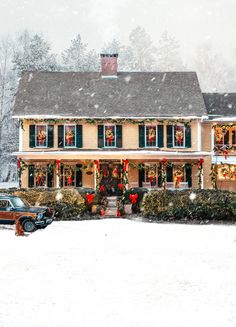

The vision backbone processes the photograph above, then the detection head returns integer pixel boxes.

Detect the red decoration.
[105,127,114,145]
[129,193,138,204]
[197,158,204,169]
[65,128,74,145]
[86,193,95,204]
[56,159,61,170]
[100,208,105,216]
[102,168,108,177]
[123,159,129,172]
[118,183,123,191]
[148,128,156,142]
[223,149,228,160]
[112,167,119,178]
[94,160,99,169]
[99,185,105,192]
[17,159,21,169]
[161,158,167,165]
[37,127,46,146]
[117,210,121,217]
[67,176,73,186]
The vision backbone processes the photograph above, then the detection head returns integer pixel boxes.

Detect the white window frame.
[145,125,158,148]
[172,125,186,148]
[103,124,117,148]
[35,124,48,148]
[64,124,77,148]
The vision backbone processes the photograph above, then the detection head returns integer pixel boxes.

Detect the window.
[145,164,158,186]
[36,125,47,147]
[0,200,11,210]
[173,125,185,147]
[35,167,47,187]
[64,125,76,147]
[104,125,116,147]
[232,129,236,145]
[214,127,229,146]
[145,126,157,147]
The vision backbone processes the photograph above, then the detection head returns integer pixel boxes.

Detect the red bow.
[223,150,228,160]
[161,158,167,165]
[86,193,95,204]
[129,193,138,204]
[117,210,121,217]
[56,159,61,170]
[197,158,204,169]
[17,159,21,169]
[99,185,105,192]
[118,183,124,190]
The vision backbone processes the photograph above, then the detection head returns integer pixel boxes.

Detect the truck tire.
[22,219,36,233]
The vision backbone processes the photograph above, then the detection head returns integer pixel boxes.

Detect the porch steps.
[105,196,117,217]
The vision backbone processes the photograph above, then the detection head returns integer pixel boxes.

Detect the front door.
[100,161,122,196]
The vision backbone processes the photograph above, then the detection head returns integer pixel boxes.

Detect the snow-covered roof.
[13,71,207,118]
[203,93,236,118]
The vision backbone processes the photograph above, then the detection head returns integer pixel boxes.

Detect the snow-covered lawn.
[0,219,236,327]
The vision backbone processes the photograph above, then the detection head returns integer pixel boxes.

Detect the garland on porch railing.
[20,118,192,129]
[210,164,218,189]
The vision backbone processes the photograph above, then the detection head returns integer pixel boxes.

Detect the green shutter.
[185,125,191,148]
[58,125,64,148]
[28,165,34,188]
[158,125,164,148]
[185,164,192,188]
[116,125,122,148]
[76,125,83,148]
[60,164,64,188]
[139,125,145,148]
[48,125,54,148]
[166,165,173,182]
[98,125,104,148]
[76,164,82,187]
[158,163,162,187]
[47,164,54,188]
[29,125,36,148]
[167,125,173,148]
[138,167,145,187]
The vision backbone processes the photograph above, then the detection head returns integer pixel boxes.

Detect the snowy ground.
[0,219,236,327]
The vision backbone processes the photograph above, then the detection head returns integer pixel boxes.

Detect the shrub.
[123,187,148,213]
[142,189,236,221]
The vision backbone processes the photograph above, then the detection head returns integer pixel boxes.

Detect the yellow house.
[11,54,236,193]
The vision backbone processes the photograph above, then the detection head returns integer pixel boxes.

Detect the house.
[203,93,236,191]
[12,54,235,193]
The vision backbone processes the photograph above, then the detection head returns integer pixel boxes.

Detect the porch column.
[94,160,99,191]
[55,160,61,188]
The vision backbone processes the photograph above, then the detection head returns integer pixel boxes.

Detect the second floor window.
[64,125,76,147]
[173,125,185,147]
[145,126,157,147]
[36,125,47,147]
[214,127,230,146]
[104,125,116,147]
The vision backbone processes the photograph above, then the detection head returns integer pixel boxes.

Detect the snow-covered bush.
[142,189,236,221]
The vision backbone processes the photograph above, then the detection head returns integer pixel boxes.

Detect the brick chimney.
[100,54,118,78]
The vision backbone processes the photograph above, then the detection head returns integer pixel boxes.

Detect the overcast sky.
[0,0,235,62]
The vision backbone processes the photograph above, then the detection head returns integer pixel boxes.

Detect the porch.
[18,157,205,191]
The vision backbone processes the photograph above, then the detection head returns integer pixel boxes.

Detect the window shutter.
[47,164,54,188]
[47,125,54,148]
[76,164,82,187]
[28,165,35,188]
[166,165,173,182]
[58,125,64,148]
[157,125,164,148]
[60,164,64,187]
[185,164,192,188]
[116,125,122,148]
[138,166,145,187]
[158,164,162,187]
[185,125,191,148]
[139,125,145,148]
[76,125,83,148]
[167,125,173,148]
[29,125,36,148]
[98,125,104,148]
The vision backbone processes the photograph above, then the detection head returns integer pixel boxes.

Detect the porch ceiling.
[13,150,211,160]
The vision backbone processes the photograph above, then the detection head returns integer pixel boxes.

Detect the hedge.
[142,189,236,221]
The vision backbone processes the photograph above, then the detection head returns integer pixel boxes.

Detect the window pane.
[36,125,47,147]
[64,166,75,187]
[35,167,47,187]
[65,126,76,147]
[145,164,157,186]
[105,126,116,147]
[145,126,157,147]
[174,126,184,147]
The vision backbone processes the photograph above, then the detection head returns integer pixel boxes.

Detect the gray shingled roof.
[203,93,236,117]
[13,71,207,118]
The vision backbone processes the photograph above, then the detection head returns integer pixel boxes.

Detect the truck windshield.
[11,197,29,208]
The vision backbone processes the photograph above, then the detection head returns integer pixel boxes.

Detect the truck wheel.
[22,220,36,233]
